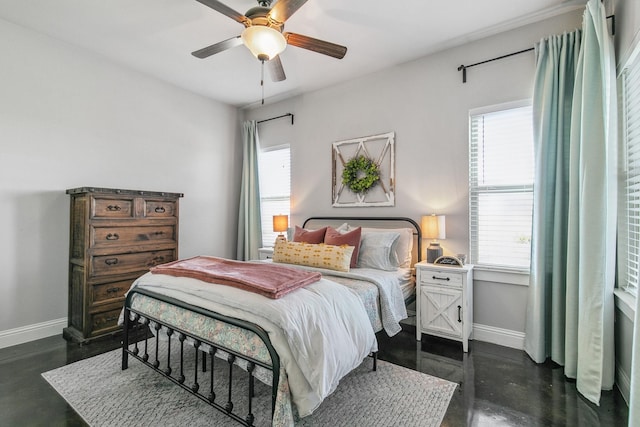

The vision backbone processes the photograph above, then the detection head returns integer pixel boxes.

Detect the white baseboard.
[0,318,66,349]
[616,364,631,406]
[473,323,525,350]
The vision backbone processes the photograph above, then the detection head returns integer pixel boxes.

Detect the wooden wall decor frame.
[332,132,395,207]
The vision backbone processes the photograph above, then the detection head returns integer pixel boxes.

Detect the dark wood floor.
[0,324,629,426]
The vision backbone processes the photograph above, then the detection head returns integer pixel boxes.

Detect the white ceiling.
[0,0,586,107]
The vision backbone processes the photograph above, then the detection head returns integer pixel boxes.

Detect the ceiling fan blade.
[195,0,249,25]
[268,0,308,24]
[268,56,286,82]
[284,32,347,59]
[191,36,243,58]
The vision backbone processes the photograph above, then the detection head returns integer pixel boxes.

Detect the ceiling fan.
[192,0,348,83]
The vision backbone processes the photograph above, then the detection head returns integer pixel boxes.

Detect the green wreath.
[342,155,380,194]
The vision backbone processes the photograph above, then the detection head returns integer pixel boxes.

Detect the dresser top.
[66,187,183,198]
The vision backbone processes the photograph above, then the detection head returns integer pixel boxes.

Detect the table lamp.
[272,214,289,245]
[422,214,446,263]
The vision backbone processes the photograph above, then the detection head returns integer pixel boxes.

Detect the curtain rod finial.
[457,65,467,83]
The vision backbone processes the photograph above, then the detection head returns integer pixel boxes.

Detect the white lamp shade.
[241,26,287,61]
[421,214,446,240]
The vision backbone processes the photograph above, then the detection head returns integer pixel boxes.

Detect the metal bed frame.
[121,216,418,426]
[122,287,280,426]
[301,216,422,264]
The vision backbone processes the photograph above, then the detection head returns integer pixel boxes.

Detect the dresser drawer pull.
[432,275,450,281]
[97,315,118,325]
[104,258,119,266]
[105,233,119,241]
[154,231,164,236]
[147,256,166,267]
[458,305,462,323]
[106,287,122,294]
[107,205,121,212]
[155,206,166,213]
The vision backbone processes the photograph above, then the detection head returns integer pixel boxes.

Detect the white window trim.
[473,265,530,286]
[618,42,640,298]
[258,144,291,248]
[468,99,532,118]
[469,98,534,271]
[614,288,636,321]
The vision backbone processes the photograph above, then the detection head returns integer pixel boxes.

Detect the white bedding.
[270,263,410,335]
[127,271,377,418]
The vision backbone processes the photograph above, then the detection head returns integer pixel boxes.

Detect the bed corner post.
[121,306,130,370]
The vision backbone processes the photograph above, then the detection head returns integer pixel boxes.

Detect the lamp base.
[426,242,443,264]
[274,234,287,246]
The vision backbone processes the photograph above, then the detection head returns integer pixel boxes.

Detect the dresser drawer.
[91,249,175,277]
[89,307,122,336]
[420,269,463,288]
[145,200,178,218]
[92,197,134,218]
[91,225,177,248]
[91,278,132,306]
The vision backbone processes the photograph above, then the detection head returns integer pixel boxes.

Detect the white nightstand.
[258,247,274,260]
[415,261,474,352]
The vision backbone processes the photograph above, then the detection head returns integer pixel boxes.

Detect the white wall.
[614,0,640,68]
[0,18,241,344]
[243,10,584,343]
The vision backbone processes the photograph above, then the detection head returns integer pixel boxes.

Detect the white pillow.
[357,231,400,271]
[335,222,349,233]
[352,227,414,268]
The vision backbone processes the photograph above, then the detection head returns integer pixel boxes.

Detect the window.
[258,145,291,247]
[620,51,640,296]
[469,101,534,270]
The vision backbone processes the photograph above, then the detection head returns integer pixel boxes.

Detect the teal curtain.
[525,0,616,405]
[236,120,262,261]
[526,29,581,364]
[565,0,616,404]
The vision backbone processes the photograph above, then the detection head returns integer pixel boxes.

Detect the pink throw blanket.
[150,256,321,299]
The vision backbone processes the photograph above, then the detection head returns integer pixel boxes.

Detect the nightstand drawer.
[258,247,274,260]
[420,270,463,287]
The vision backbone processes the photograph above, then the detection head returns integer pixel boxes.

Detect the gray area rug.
[42,341,456,427]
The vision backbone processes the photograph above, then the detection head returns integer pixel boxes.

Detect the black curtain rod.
[457,15,615,83]
[257,113,294,125]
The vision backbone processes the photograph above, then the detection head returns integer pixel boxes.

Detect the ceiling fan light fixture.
[241,25,286,61]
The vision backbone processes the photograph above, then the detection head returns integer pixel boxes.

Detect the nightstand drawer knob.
[432,275,450,281]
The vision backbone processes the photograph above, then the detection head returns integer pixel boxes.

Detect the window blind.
[621,52,640,296]
[469,103,534,269]
[258,146,291,247]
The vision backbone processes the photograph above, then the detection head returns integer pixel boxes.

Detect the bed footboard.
[121,288,280,427]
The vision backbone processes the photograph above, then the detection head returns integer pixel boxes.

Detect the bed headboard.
[301,216,422,266]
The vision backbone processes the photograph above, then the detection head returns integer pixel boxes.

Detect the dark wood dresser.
[64,187,183,343]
